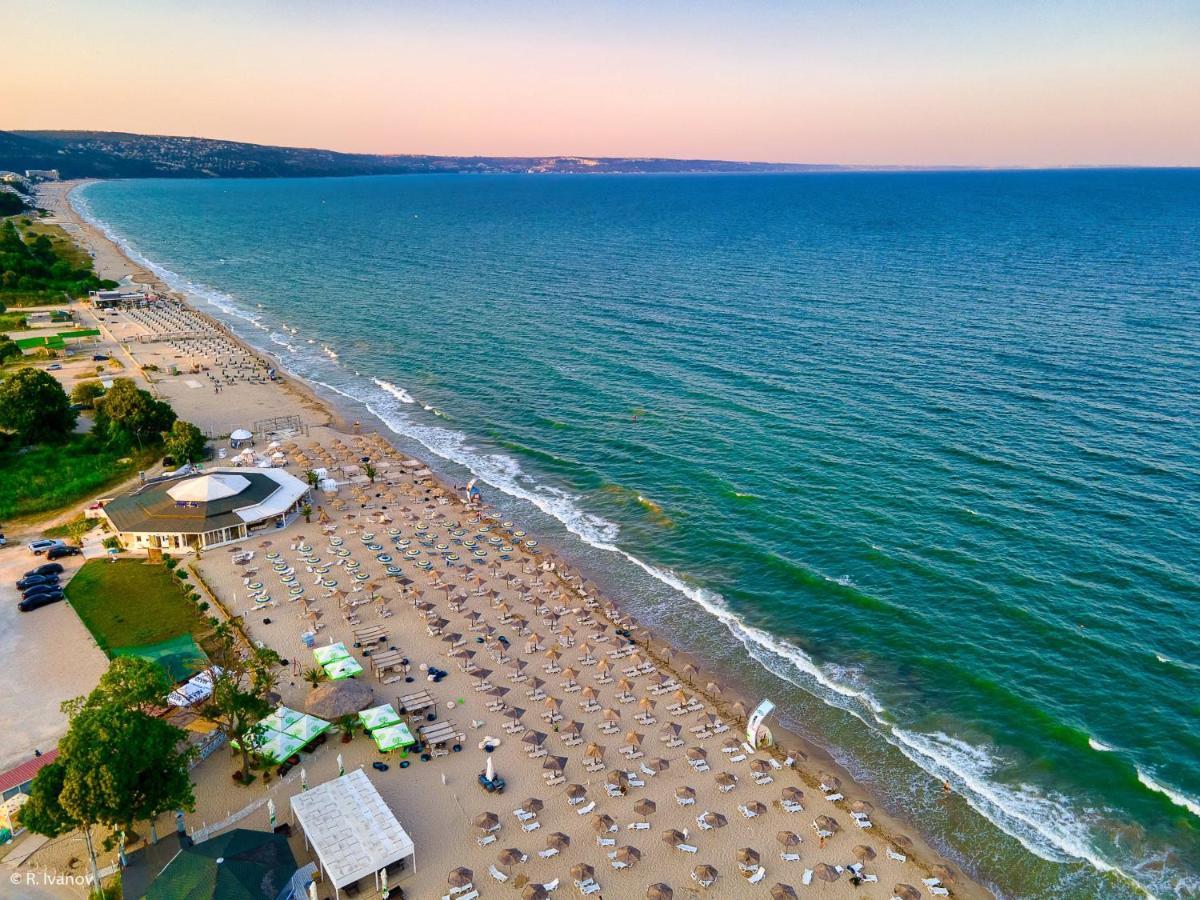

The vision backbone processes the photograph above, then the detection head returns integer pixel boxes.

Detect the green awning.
[313,642,351,666]
[323,657,363,680]
[372,722,416,752]
[358,704,401,731]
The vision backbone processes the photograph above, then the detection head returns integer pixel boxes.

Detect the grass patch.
[0,311,28,331]
[42,514,98,540]
[65,558,207,653]
[0,434,159,522]
[16,220,94,270]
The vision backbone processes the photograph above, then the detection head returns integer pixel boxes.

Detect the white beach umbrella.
[486,755,496,782]
[267,798,276,829]
[337,753,345,777]
[300,767,308,791]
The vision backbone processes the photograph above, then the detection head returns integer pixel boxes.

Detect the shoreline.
[36,177,992,898]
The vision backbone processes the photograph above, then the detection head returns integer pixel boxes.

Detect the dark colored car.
[45,545,81,561]
[19,591,65,611]
[25,562,64,579]
[16,574,59,591]
[22,581,62,598]
[92,354,109,361]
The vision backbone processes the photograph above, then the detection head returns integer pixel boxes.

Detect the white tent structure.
[290,769,415,897]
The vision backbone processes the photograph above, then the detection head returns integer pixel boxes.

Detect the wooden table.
[419,720,463,746]
[397,689,435,714]
[353,625,387,644]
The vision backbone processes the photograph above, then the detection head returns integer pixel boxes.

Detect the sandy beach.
[8,180,988,900]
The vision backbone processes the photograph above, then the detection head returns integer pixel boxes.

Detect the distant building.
[89,289,153,309]
[23,169,60,181]
[0,172,27,186]
[101,468,311,553]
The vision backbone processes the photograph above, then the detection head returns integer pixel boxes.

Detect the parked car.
[46,364,63,371]
[16,574,59,591]
[24,563,64,578]
[0,533,7,548]
[46,545,82,561]
[19,591,65,612]
[28,539,64,556]
[92,354,109,361]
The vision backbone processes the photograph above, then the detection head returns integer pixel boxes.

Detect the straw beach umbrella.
[497,848,524,873]
[447,867,473,888]
[693,864,718,886]
[932,864,957,883]
[813,863,840,883]
[744,800,767,817]
[893,885,921,900]
[591,813,616,835]
[473,812,499,832]
[815,815,840,834]
[852,844,876,862]
[570,863,595,883]
[545,832,570,851]
[780,786,804,804]
[522,886,549,900]
[700,811,727,829]
[661,829,686,847]
[633,798,657,818]
[566,784,587,803]
[776,831,801,849]
[645,883,672,900]
[614,845,641,867]
[737,847,761,869]
[675,786,696,804]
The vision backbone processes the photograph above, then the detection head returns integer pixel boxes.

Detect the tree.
[304,469,319,489]
[302,666,324,688]
[335,714,358,743]
[162,419,206,464]
[0,335,20,364]
[67,517,93,547]
[364,462,377,483]
[19,658,195,888]
[70,379,106,408]
[300,502,312,523]
[201,622,283,779]
[0,367,76,444]
[95,378,175,450]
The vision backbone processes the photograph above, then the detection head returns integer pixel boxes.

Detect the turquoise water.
[78,172,1200,897]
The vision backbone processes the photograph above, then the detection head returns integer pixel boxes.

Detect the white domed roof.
[167,473,250,503]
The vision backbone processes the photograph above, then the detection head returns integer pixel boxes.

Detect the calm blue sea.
[77,171,1200,898]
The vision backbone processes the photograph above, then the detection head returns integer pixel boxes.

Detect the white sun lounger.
[803,869,813,885]
[748,867,766,884]
[887,849,907,862]
[576,801,596,815]
[490,865,509,882]
[477,834,496,846]
[930,889,950,897]
[523,820,541,832]
[781,852,801,862]
[677,844,698,853]
[539,848,559,858]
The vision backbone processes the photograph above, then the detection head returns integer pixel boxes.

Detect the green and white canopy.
[324,657,364,680]
[284,713,332,742]
[372,722,416,752]
[313,643,352,666]
[255,730,307,765]
[358,704,402,732]
[259,705,305,734]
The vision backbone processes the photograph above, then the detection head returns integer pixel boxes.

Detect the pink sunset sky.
[6,0,1199,167]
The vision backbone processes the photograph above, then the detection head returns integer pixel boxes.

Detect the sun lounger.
[748,867,766,884]
[578,880,601,895]
[539,848,559,859]
[596,837,616,847]
[856,818,873,828]
[923,878,943,888]
[477,834,496,846]
[490,865,509,883]
[628,821,650,830]
[782,801,804,813]
[887,849,907,862]
[677,795,695,807]
[824,792,843,802]
[862,874,878,883]
[576,801,596,815]
[677,844,698,853]
[515,809,536,821]
[738,805,758,818]
[781,852,801,862]
[729,753,747,763]
[522,820,541,832]
[568,793,587,806]
[802,869,813,886]
[754,775,774,785]
[930,889,949,897]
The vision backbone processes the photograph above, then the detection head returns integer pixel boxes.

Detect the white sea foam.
[1137,769,1200,819]
[1088,737,1114,752]
[67,184,1164,896]
[372,377,415,404]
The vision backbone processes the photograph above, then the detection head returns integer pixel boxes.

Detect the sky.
[5,0,1199,167]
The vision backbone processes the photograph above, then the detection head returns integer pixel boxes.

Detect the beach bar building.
[290,769,415,897]
[101,468,310,553]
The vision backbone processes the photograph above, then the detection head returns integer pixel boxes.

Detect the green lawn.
[66,558,206,653]
[0,435,159,522]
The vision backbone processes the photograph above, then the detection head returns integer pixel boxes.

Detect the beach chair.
[576,800,596,815]
[676,795,695,807]
[738,805,758,819]
[781,852,801,862]
[781,801,804,814]
[824,792,843,802]
[748,867,767,885]
[930,889,949,897]
[514,808,536,821]
[628,821,650,830]
[677,844,698,853]
[522,820,541,832]
[539,848,559,859]
[802,870,813,886]
[887,849,906,862]
[596,837,616,847]
[490,865,509,883]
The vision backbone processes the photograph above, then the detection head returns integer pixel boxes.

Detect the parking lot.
[0,542,108,771]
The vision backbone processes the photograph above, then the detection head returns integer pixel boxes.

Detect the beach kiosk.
[290,769,416,897]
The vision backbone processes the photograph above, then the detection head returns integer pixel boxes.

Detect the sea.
[75,171,1200,898]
